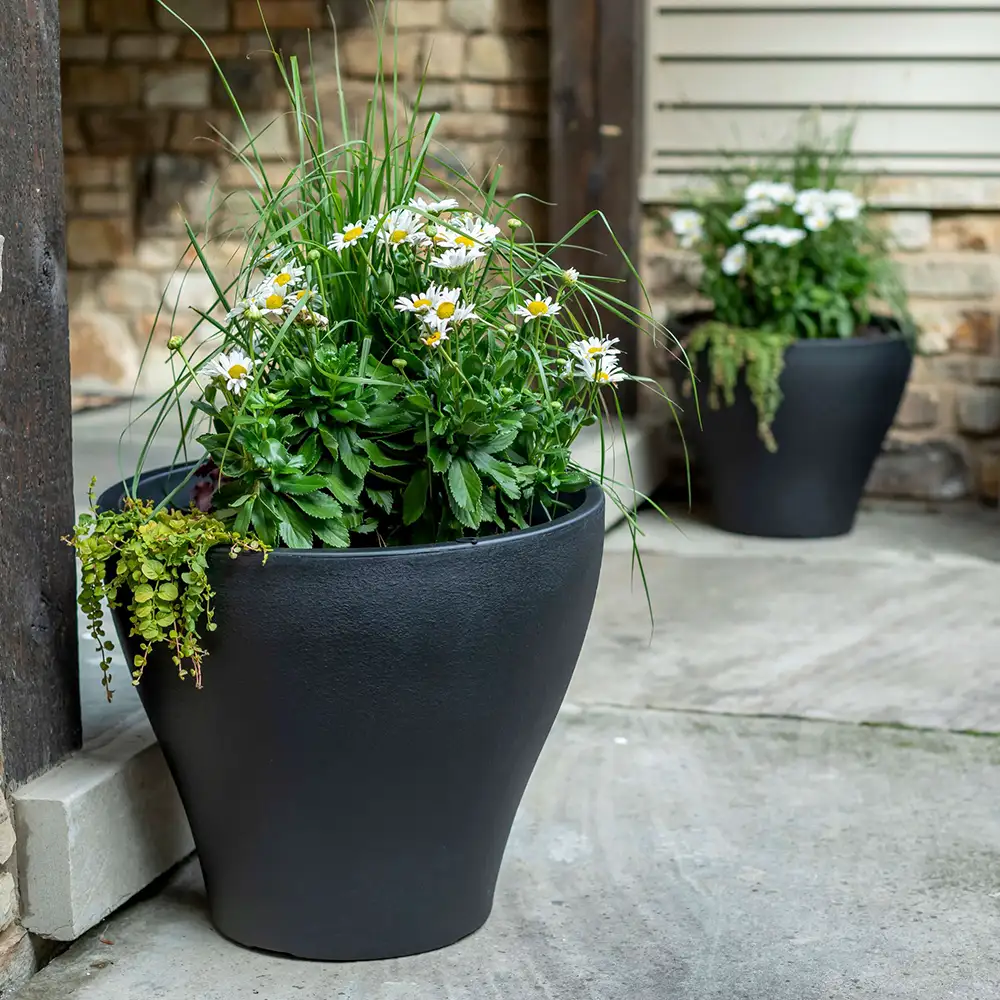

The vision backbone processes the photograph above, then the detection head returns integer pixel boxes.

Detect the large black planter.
[675,317,913,538]
[99,466,605,960]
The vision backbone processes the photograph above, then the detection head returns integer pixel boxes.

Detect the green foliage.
[668,125,912,444]
[687,322,793,452]
[67,4,683,699]
[65,485,268,699]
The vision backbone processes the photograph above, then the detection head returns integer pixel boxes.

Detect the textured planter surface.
[675,318,913,538]
[99,467,605,960]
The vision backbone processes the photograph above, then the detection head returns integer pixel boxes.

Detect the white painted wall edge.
[11,416,669,942]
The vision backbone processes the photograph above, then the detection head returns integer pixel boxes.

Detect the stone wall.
[60,0,549,395]
[642,201,1000,505]
[0,767,34,992]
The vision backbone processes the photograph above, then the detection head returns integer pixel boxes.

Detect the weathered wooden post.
[549,0,642,414]
[0,0,82,783]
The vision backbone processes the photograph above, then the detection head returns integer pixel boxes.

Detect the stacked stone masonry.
[0,783,31,993]
[60,0,549,394]
[642,205,1000,505]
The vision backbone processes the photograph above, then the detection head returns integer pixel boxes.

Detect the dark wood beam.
[549,0,642,414]
[0,0,82,783]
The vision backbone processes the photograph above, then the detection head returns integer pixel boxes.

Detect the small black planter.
[99,466,605,960]
[674,315,913,538]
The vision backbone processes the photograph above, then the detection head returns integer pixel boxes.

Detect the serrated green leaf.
[233,499,254,534]
[318,425,340,459]
[403,468,429,525]
[446,457,482,512]
[360,439,407,468]
[291,492,343,519]
[367,488,393,513]
[480,425,519,455]
[469,450,521,499]
[309,516,350,548]
[278,518,315,549]
[324,465,363,505]
[428,444,452,474]
[271,474,330,495]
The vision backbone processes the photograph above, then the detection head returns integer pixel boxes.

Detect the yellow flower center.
[527,300,548,317]
[265,293,285,310]
[296,290,310,300]
[423,332,442,347]
[227,363,248,380]
[390,229,409,243]
[436,302,456,319]
[455,234,476,248]
[594,370,610,383]
[587,345,603,355]
[274,272,293,287]
[413,297,432,310]
[343,226,364,242]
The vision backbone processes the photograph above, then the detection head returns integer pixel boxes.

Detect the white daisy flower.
[804,208,834,232]
[721,243,747,276]
[744,197,776,216]
[562,267,580,285]
[328,220,370,254]
[259,244,291,265]
[728,208,756,231]
[593,356,628,384]
[745,180,796,206]
[210,350,254,394]
[793,189,828,216]
[450,302,480,324]
[291,288,320,308]
[568,353,627,384]
[443,215,502,251]
[226,296,265,324]
[773,226,807,247]
[743,225,805,247]
[377,208,427,249]
[669,209,703,249]
[743,225,773,245]
[569,337,621,362]
[514,294,562,323]
[259,285,291,317]
[419,318,450,348]
[267,265,305,290]
[430,246,485,269]
[409,196,460,214]
[827,189,863,221]
[394,289,435,313]
[427,285,462,322]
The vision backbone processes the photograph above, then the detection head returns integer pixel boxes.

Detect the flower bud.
[307,249,321,262]
[503,323,517,334]
[507,217,522,231]
[167,336,183,351]
[392,358,407,370]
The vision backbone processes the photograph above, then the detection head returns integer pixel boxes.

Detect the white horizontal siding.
[651,109,1000,157]
[655,1,999,7]
[651,12,1000,59]
[650,62,1000,109]
[644,3,1000,202]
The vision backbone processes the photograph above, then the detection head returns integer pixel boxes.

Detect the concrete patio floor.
[32,406,1000,999]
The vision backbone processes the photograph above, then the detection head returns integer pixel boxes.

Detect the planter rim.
[99,463,605,562]
[671,311,912,350]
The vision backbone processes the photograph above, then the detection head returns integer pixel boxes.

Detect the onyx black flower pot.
[98,466,605,961]
[673,315,913,538]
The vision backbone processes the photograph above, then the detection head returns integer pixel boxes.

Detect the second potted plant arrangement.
[66,9,673,963]
[669,142,913,538]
